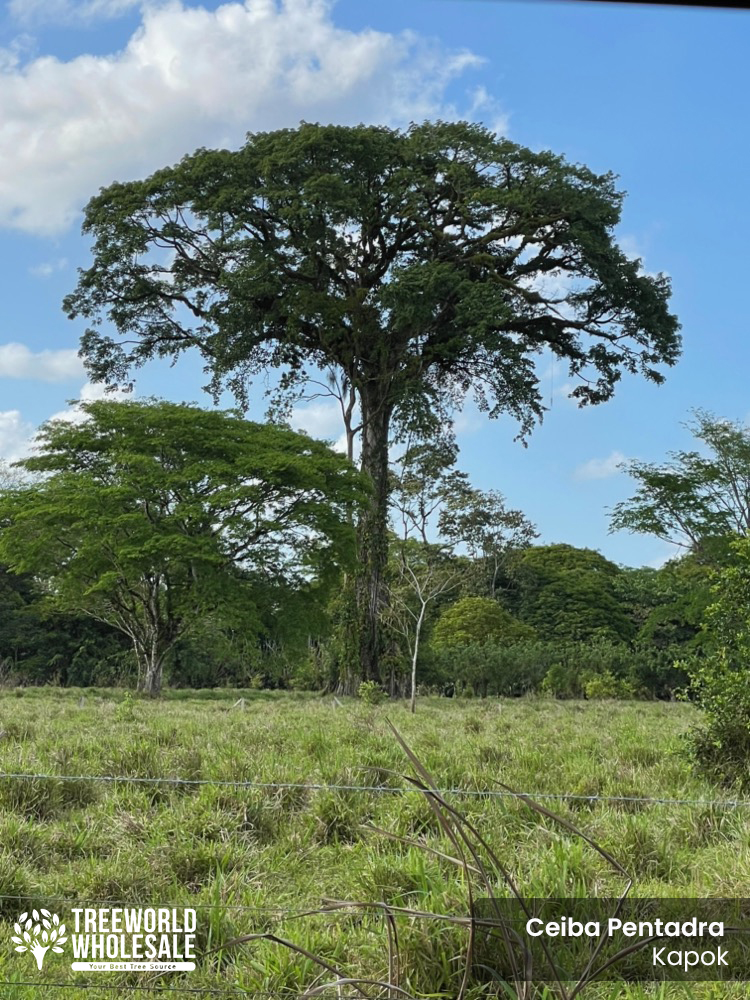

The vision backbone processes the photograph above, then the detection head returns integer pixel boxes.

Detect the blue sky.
[0,0,747,568]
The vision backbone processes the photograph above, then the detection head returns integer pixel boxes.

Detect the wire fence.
[0,983,360,997]
[0,984,312,996]
[1,768,750,809]
[0,767,746,995]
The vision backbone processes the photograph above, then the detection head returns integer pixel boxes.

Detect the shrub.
[429,640,552,697]
[683,655,750,790]
[682,537,750,787]
[542,661,590,699]
[584,671,635,700]
[358,680,386,705]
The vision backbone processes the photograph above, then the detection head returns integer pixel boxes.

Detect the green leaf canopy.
[0,399,366,693]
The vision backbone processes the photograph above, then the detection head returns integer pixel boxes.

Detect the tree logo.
[12,909,67,969]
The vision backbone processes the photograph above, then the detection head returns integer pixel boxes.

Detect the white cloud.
[47,380,133,424]
[29,257,68,277]
[0,409,34,462]
[618,233,668,281]
[0,342,85,381]
[574,450,628,481]
[0,0,484,235]
[288,400,342,440]
[288,400,351,454]
[8,0,140,26]
[465,84,509,138]
[0,382,132,462]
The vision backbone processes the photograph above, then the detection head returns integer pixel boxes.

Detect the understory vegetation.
[0,691,748,999]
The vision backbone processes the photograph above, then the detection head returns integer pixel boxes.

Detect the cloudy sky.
[0,0,747,568]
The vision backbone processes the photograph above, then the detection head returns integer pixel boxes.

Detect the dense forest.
[1,404,743,705]
[0,533,716,699]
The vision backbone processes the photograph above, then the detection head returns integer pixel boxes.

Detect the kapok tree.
[63,121,681,683]
[0,400,365,695]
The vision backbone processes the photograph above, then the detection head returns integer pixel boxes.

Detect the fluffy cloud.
[574,450,628,481]
[0,0,484,235]
[8,0,140,25]
[288,399,351,455]
[47,380,133,424]
[0,409,34,463]
[288,400,342,440]
[0,382,132,462]
[0,342,84,381]
[29,257,68,278]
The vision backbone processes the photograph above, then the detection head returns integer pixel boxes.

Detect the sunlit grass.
[0,689,744,998]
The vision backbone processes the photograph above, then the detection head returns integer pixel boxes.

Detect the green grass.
[0,689,746,999]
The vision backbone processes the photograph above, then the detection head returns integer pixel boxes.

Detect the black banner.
[471,898,750,982]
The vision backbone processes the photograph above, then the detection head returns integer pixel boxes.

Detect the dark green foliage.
[514,543,636,643]
[683,657,750,790]
[428,640,550,697]
[427,638,689,699]
[0,566,130,686]
[684,537,750,788]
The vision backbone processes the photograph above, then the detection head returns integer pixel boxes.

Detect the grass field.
[0,689,748,999]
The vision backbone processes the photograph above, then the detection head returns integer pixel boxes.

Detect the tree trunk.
[410,603,426,714]
[136,634,165,696]
[355,387,393,684]
[142,657,163,697]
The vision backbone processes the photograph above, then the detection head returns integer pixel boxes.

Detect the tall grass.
[0,689,743,998]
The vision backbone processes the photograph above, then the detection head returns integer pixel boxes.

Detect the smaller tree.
[439,484,538,599]
[0,400,365,695]
[431,596,536,650]
[611,409,750,561]
[683,536,750,787]
[386,539,460,713]
[515,544,635,643]
[390,430,461,544]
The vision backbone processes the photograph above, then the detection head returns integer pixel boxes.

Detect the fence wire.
[0,767,746,996]
[0,983,358,996]
[1,768,749,809]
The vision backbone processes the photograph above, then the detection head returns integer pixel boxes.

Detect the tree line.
[0,401,741,703]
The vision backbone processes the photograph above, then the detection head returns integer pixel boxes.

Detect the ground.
[0,689,747,998]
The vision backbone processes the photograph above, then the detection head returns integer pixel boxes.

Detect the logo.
[12,909,67,970]
[68,907,197,972]
[9,905,196,974]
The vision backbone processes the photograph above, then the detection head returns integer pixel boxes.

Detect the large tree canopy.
[0,400,365,694]
[64,120,680,682]
[515,543,635,643]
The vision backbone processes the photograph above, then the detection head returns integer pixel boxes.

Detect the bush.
[358,680,386,705]
[683,655,750,790]
[430,640,554,697]
[584,671,635,700]
[682,537,750,788]
[541,661,589,699]
[426,637,688,700]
